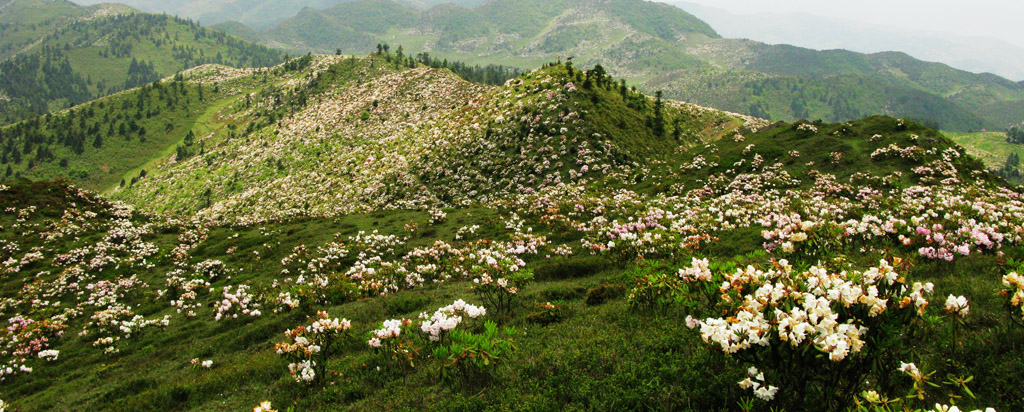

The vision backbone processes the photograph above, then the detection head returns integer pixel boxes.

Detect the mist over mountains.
[672,1,1024,82]
[70,0,487,28]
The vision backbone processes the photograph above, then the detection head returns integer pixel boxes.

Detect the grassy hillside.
[0,53,525,194]
[945,130,1024,184]
[655,43,1022,129]
[226,0,1024,132]
[1,72,231,191]
[0,0,90,59]
[0,0,285,124]
[263,0,418,53]
[1,108,1022,410]
[646,69,990,131]
[109,55,753,224]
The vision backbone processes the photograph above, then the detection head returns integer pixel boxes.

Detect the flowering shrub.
[84,304,169,354]
[428,209,447,224]
[628,258,718,313]
[194,259,227,280]
[190,358,213,369]
[0,317,66,380]
[796,123,819,133]
[627,270,682,312]
[367,318,418,373]
[472,269,533,316]
[418,300,486,343]
[1001,271,1024,327]
[213,284,262,321]
[275,311,352,384]
[583,209,715,264]
[680,258,938,408]
[165,269,211,317]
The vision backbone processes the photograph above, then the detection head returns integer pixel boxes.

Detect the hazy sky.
[662,0,1024,49]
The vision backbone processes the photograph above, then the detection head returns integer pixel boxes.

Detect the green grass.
[2,177,1022,410]
[0,0,90,60]
[0,3,285,124]
[945,131,1021,169]
[2,82,213,191]
[945,130,1023,184]
[1,51,322,192]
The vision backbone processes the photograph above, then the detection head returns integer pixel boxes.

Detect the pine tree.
[652,90,666,137]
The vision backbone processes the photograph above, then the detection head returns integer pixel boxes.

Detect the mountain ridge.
[670,0,1024,82]
[211,0,1024,132]
[0,0,285,124]
[1,53,762,217]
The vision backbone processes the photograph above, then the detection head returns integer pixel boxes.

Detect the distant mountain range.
[37,0,1024,132]
[192,0,1023,132]
[0,0,284,124]
[671,1,1024,82]
[71,0,488,28]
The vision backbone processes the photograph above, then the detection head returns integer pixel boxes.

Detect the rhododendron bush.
[677,258,931,408]
[619,254,1008,410]
[1002,269,1024,327]
[276,311,352,384]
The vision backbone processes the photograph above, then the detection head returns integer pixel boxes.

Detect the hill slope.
[0,0,285,124]
[112,54,754,223]
[670,0,1024,82]
[0,53,754,208]
[1,101,1022,411]
[233,0,1024,132]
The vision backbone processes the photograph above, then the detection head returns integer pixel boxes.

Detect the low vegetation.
[0,57,1021,409]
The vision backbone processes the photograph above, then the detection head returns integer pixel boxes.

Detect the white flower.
[899,362,923,381]
[944,294,969,317]
[754,385,778,401]
[38,350,60,361]
[253,401,276,412]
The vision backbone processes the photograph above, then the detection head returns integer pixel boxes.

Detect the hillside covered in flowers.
[112,54,756,224]
[0,53,1022,411]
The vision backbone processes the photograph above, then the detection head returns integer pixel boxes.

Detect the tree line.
[372,43,521,86]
